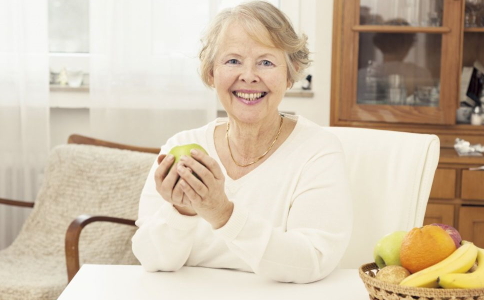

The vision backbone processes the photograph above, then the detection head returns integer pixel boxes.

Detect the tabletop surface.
[58,264,369,300]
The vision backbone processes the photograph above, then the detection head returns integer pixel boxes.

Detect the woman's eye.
[260,60,274,67]
[226,59,239,65]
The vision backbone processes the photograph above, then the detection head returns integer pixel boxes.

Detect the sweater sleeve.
[131,155,201,272]
[214,149,353,283]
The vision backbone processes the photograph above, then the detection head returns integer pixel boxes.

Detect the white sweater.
[132,115,353,283]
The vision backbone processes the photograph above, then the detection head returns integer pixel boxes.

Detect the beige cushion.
[0,144,156,300]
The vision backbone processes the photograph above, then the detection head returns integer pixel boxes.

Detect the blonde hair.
[199,1,311,87]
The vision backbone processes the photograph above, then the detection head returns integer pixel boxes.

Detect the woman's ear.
[287,62,298,89]
[286,79,293,89]
[208,70,215,88]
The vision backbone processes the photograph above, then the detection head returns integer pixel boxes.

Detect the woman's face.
[211,22,290,125]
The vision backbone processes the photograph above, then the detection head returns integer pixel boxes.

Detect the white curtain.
[0,0,50,250]
[89,0,220,147]
[89,0,279,147]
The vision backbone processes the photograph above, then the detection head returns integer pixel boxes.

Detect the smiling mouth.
[233,91,267,101]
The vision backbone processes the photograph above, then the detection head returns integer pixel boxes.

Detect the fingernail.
[190,149,198,156]
[166,154,174,161]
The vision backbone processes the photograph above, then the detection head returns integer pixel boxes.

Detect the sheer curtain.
[89,0,219,147]
[0,0,50,250]
[89,0,279,147]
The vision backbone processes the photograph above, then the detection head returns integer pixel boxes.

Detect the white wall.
[50,1,335,148]
[279,0,334,126]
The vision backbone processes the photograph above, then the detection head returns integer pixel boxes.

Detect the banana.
[438,247,484,289]
[399,242,478,288]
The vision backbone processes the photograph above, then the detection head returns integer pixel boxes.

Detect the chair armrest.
[68,134,160,154]
[0,197,34,208]
[65,214,136,283]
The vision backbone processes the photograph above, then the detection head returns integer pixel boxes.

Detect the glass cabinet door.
[360,0,443,27]
[462,0,484,108]
[337,0,462,125]
[357,31,441,107]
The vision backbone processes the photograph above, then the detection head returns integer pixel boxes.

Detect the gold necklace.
[226,115,284,167]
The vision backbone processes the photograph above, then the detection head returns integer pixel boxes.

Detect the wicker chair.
[0,134,159,300]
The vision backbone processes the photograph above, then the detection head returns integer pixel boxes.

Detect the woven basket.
[359,263,484,300]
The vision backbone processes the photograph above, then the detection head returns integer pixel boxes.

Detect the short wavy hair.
[199,1,311,87]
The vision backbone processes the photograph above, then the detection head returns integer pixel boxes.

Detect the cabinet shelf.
[464,27,484,32]
[352,25,451,34]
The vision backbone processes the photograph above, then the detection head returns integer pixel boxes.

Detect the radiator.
[0,164,43,250]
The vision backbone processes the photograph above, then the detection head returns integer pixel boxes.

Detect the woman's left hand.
[176,149,233,229]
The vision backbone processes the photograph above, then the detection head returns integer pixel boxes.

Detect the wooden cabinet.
[459,206,484,248]
[429,168,456,199]
[333,0,462,125]
[422,150,484,247]
[424,203,455,225]
[331,0,484,148]
[331,0,484,246]
[461,170,484,199]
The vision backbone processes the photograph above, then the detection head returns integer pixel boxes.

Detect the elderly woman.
[132,1,352,283]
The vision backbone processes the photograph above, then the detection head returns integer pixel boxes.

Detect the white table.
[58,265,369,300]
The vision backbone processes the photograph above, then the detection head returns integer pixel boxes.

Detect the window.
[49,0,89,53]
[47,1,287,89]
[48,0,89,88]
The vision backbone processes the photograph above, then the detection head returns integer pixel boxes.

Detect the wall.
[49,0,335,149]
[280,0,334,126]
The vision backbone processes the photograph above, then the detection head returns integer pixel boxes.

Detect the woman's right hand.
[154,154,197,216]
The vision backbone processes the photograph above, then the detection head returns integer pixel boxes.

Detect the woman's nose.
[239,64,259,83]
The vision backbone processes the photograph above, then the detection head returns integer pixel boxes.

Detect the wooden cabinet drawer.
[430,169,456,199]
[461,170,484,200]
[459,206,484,248]
[438,134,484,148]
[424,203,455,227]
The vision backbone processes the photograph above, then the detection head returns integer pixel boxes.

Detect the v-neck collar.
[205,115,301,185]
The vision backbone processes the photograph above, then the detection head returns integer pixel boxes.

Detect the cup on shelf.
[415,86,433,104]
[427,11,442,27]
[388,74,406,105]
[66,69,83,88]
[82,73,90,86]
[50,71,60,85]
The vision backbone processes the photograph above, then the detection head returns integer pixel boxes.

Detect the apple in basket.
[373,231,407,269]
[430,223,462,248]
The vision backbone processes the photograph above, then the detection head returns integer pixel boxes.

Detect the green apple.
[168,144,208,179]
[168,143,207,163]
[373,230,407,269]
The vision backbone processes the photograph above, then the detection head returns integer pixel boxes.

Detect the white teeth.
[235,92,264,101]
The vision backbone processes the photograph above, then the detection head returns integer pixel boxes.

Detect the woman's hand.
[154,154,197,216]
[176,149,234,229]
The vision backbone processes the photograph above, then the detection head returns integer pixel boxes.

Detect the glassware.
[465,0,484,27]
[415,86,434,104]
[388,74,407,105]
[357,31,441,107]
[471,105,483,125]
[66,69,83,88]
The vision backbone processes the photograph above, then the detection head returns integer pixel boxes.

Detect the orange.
[399,225,456,274]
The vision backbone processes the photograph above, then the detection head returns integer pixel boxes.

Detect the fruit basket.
[359,263,484,300]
